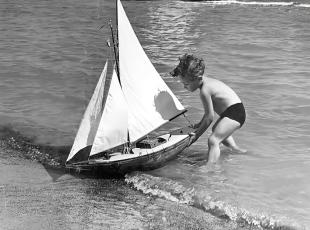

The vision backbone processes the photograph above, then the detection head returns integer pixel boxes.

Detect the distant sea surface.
[1,0,309,229]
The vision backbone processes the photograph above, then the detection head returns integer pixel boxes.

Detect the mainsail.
[66,62,108,162]
[117,0,186,142]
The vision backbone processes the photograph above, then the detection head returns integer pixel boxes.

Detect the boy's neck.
[199,74,206,89]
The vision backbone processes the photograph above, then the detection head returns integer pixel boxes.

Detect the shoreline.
[0,135,259,230]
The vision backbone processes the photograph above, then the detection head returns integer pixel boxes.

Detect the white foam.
[236,1,294,6]
[202,0,295,7]
[184,0,310,9]
[202,0,238,6]
[125,172,195,204]
[297,4,310,8]
[125,172,304,229]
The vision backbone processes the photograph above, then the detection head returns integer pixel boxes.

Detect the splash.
[125,171,195,204]
[125,172,305,230]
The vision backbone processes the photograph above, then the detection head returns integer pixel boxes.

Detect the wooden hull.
[66,134,189,176]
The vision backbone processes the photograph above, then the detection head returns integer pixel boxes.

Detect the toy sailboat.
[65,0,191,175]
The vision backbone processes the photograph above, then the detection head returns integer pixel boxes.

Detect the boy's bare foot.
[221,142,247,154]
[230,146,247,154]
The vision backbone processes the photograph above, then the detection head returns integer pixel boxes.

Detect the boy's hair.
[170,54,205,80]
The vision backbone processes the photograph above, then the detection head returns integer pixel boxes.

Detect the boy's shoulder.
[205,76,222,84]
[204,76,228,88]
[200,77,212,95]
[201,76,218,89]
[201,76,230,94]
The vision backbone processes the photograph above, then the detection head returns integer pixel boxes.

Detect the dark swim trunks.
[220,103,246,127]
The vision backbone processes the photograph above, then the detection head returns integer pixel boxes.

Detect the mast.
[116,0,119,44]
[109,21,120,82]
[115,0,119,78]
[108,0,120,82]
[115,0,131,147]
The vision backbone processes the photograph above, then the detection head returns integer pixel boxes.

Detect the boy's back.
[202,77,241,115]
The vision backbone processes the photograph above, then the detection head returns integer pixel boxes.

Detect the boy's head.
[170,54,205,92]
[170,53,205,81]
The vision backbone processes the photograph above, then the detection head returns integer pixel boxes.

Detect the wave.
[125,172,304,230]
[195,0,309,8]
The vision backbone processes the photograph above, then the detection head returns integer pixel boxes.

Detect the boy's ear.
[169,70,176,77]
[195,76,203,82]
[170,68,178,77]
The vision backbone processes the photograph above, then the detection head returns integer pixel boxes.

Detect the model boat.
[65,0,191,175]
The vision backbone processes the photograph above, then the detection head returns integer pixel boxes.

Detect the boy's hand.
[189,123,199,129]
[187,132,197,147]
[170,126,195,135]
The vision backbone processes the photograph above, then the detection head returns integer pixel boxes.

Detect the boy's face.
[179,75,201,92]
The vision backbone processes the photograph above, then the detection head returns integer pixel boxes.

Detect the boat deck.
[89,134,188,164]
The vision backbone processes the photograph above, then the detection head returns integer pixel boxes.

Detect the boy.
[170,54,246,163]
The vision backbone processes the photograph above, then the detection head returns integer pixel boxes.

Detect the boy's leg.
[208,117,240,163]
[212,118,245,152]
[222,135,237,149]
[212,119,239,150]
[222,136,237,148]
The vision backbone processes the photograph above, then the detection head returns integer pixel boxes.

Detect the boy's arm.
[189,87,214,144]
[192,116,204,129]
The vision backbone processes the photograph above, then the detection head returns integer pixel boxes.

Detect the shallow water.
[1,0,310,229]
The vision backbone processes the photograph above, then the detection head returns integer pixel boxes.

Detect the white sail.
[89,68,128,157]
[117,0,186,142]
[66,61,108,163]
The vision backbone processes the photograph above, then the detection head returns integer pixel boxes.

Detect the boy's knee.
[208,135,220,147]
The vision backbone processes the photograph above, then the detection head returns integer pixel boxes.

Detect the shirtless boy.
[170,54,246,163]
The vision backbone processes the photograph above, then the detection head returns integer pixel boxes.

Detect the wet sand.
[0,136,259,230]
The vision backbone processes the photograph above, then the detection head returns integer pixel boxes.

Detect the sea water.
[0,0,309,229]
